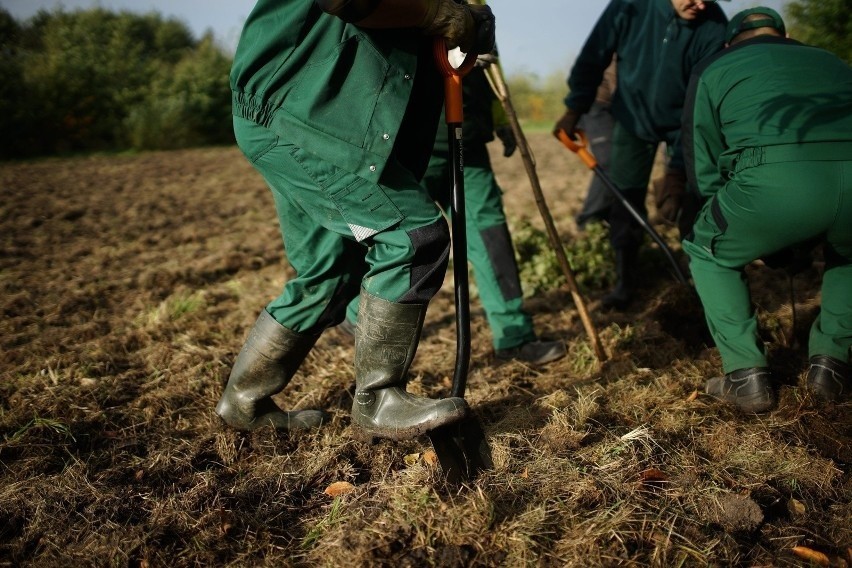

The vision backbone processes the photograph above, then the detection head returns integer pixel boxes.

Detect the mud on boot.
[215,310,327,431]
[352,290,468,440]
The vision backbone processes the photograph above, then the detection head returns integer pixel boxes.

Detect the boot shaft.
[354,290,426,392]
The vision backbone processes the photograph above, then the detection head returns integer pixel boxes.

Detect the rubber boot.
[705,367,777,413]
[215,310,326,431]
[807,355,851,402]
[601,246,639,311]
[352,290,468,440]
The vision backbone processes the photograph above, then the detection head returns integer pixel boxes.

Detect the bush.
[513,217,615,297]
[0,7,233,158]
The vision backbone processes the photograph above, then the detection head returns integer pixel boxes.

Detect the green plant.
[512,217,615,297]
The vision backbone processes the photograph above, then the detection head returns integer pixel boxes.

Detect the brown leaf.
[787,498,806,518]
[520,468,529,479]
[791,546,830,567]
[423,450,438,466]
[640,468,669,484]
[323,481,355,497]
[686,390,699,402]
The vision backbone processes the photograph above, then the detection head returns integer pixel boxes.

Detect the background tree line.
[0,0,846,160]
[0,7,233,159]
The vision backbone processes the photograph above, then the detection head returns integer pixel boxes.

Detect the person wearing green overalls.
[682,7,852,412]
[215,0,496,439]
[553,0,728,310]
[341,59,567,365]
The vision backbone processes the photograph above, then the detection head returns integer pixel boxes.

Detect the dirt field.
[1,132,850,567]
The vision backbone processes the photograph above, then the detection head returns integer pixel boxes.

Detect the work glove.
[423,0,495,54]
[552,108,582,140]
[653,168,687,226]
[475,52,497,68]
[495,125,516,157]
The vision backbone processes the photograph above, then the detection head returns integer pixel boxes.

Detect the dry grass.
[1,135,850,567]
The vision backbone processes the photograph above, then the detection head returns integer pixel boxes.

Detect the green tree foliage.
[125,34,233,150]
[786,0,852,63]
[0,10,26,158]
[0,7,233,158]
[505,71,566,128]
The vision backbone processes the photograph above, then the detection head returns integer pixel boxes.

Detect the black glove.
[653,169,687,226]
[553,108,582,140]
[495,125,516,157]
[423,1,495,54]
[467,4,496,55]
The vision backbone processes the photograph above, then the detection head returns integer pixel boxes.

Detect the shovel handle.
[556,129,598,170]
[433,38,477,124]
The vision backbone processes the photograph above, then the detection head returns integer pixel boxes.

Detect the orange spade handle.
[557,129,598,170]
[433,38,478,124]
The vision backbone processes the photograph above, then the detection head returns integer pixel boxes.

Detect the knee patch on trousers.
[482,223,523,301]
[398,219,450,304]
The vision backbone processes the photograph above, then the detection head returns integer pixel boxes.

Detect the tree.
[786,0,852,63]
[1,8,233,158]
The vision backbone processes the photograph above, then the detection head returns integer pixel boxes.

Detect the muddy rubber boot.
[705,367,776,413]
[601,246,638,311]
[807,355,852,402]
[352,291,468,440]
[215,310,326,431]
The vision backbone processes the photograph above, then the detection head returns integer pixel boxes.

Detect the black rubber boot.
[495,339,566,365]
[807,355,851,402]
[705,367,777,413]
[352,290,468,440]
[601,246,639,311]
[215,310,326,431]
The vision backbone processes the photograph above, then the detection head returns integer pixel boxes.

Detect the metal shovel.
[426,39,494,484]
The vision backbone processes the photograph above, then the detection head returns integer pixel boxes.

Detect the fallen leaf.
[404,453,421,466]
[134,469,145,481]
[423,450,438,466]
[323,481,355,497]
[640,468,669,484]
[686,390,699,402]
[441,376,452,388]
[791,546,830,566]
[520,468,529,479]
[787,498,806,517]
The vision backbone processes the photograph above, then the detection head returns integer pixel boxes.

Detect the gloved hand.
[475,52,497,68]
[423,0,495,54]
[653,169,687,226]
[495,125,516,157]
[552,108,582,140]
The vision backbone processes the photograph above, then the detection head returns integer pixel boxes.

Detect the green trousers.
[346,142,535,350]
[234,116,449,334]
[683,149,852,373]
[606,120,676,249]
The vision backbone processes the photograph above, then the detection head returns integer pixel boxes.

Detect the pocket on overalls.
[287,146,403,242]
[328,175,404,242]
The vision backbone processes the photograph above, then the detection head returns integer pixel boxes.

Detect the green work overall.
[345,67,536,350]
[230,1,450,333]
[682,36,852,373]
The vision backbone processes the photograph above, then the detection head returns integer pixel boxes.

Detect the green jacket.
[230,0,442,184]
[683,36,852,199]
[566,0,727,169]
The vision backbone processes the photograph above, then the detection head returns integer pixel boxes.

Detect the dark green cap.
[726,7,786,44]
